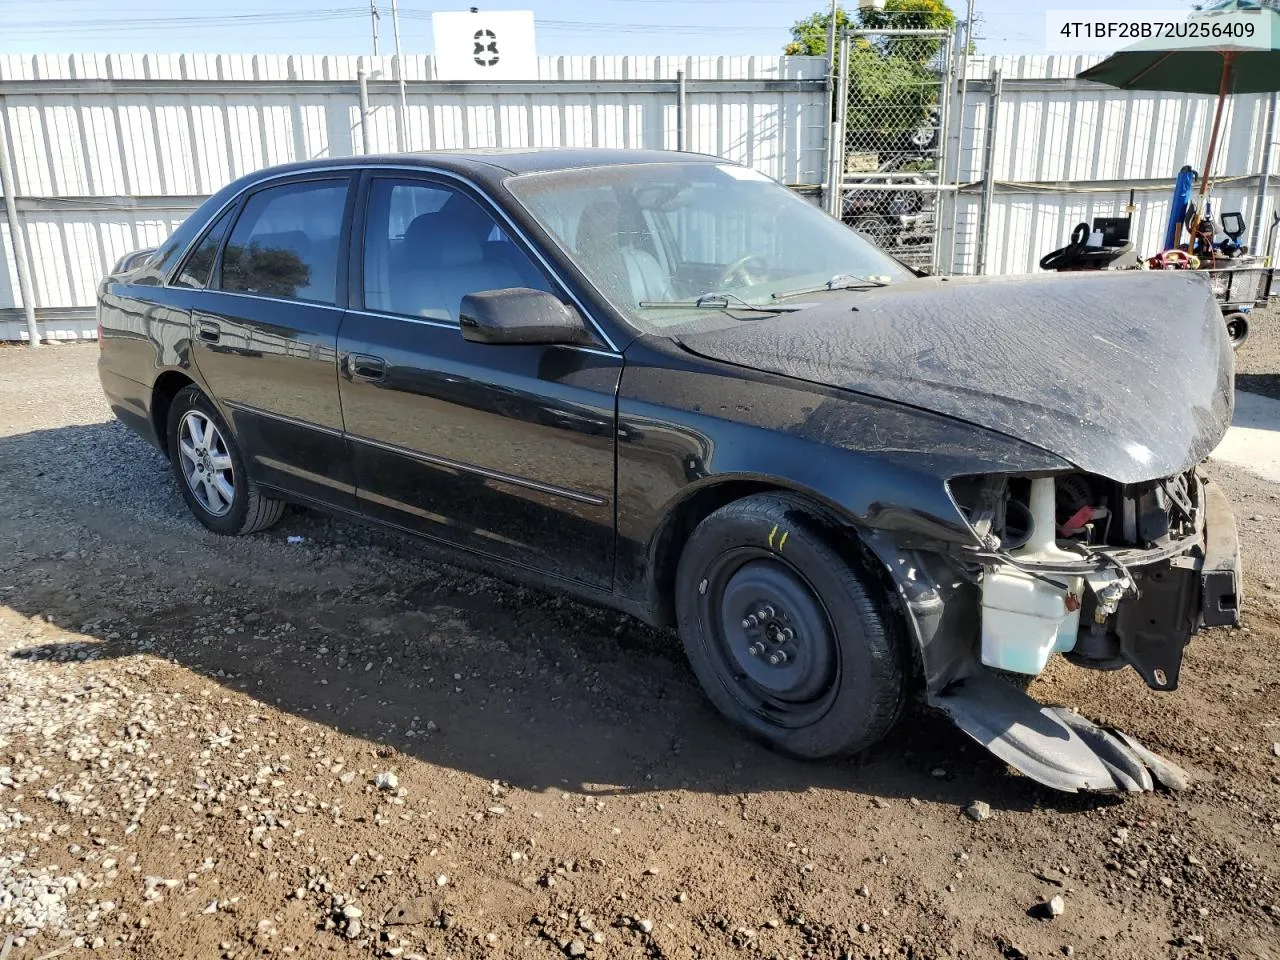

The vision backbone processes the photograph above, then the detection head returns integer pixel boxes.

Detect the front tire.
[166,385,285,536]
[675,494,908,759]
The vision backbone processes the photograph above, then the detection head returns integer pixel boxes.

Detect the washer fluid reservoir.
[981,478,1083,675]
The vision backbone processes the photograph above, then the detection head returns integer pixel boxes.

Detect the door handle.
[346,353,386,382]
[197,320,221,343]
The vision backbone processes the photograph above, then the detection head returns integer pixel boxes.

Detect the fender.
[614,336,1070,616]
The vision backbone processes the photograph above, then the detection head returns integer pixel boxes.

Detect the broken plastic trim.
[946,470,1206,576]
[965,532,1201,576]
[931,672,1191,793]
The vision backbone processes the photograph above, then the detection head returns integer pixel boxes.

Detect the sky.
[0,0,1193,57]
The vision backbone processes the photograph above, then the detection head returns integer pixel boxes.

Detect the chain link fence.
[837,28,953,272]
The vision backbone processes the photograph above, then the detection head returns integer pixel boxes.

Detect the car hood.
[678,271,1233,483]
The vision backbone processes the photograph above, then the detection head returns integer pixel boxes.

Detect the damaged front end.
[866,466,1240,794]
[951,467,1240,688]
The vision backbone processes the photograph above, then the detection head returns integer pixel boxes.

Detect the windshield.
[505,161,913,335]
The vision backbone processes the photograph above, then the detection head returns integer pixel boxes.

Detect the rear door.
[335,172,621,588]
[188,175,357,506]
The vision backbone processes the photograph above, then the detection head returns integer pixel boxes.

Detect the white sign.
[432,10,537,81]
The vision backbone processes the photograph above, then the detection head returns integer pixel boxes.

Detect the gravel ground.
[0,341,1277,960]
[1234,304,1280,400]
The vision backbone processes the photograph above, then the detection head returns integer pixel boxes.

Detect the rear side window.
[220,180,348,304]
[173,205,236,290]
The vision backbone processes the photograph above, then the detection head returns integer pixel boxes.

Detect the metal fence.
[833,27,954,272]
[825,41,1278,279]
[0,52,828,340]
[3,48,1278,340]
[941,55,1280,276]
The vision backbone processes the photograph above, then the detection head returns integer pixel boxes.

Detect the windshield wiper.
[638,291,808,313]
[770,273,891,300]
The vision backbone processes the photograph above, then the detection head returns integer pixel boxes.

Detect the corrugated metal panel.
[951,179,1272,276]
[955,58,1270,183]
[945,55,1277,275]
[0,53,827,313]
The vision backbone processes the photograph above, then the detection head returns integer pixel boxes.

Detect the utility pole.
[390,0,408,151]
[0,104,39,347]
[357,66,372,154]
[823,0,839,214]
[370,0,380,56]
[825,0,837,60]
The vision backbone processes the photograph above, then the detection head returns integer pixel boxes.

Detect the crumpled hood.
[679,271,1234,483]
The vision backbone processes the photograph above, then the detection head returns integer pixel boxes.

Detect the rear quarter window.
[220,180,349,304]
[172,205,237,290]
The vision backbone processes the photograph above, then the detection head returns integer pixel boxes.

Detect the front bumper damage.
[1078,478,1241,691]
[866,473,1241,794]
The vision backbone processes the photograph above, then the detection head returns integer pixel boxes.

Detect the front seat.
[414,214,523,322]
[574,201,674,306]
[388,214,447,318]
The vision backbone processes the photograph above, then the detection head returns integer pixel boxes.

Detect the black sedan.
[98,149,1240,794]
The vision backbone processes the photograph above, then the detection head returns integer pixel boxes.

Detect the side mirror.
[459,287,592,346]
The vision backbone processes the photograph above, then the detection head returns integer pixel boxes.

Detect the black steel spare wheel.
[713,558,838,725]
[675,493,907,759]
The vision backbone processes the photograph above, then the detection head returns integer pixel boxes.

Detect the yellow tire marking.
[768,524,777,548]
[778,531,789,551]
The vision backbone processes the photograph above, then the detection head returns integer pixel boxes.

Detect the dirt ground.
[1234,305,1280,402]
[0,324,1277,960]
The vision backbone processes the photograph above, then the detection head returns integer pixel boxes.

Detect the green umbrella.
[1077,0,1280,243]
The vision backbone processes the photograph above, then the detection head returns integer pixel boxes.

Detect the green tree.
[784,6,852,56]
[787,0,957,163]
[786,0,953,56]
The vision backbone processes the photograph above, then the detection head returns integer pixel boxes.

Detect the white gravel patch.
[0,621,159,947]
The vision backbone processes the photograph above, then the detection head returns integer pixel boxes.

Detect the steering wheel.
[717,254,769,288]
[1147,249,1197,270]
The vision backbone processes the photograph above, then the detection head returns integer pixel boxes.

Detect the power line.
[396,10,780,33]
[598,0,800,4]
[5,7,364,35]
[5,6,789,40]
[540,20,781,33]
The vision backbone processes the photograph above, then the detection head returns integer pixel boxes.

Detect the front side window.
[220,180,348,304]
[173,205,236,290]
[362,178,552,322]
[506,162,912,335]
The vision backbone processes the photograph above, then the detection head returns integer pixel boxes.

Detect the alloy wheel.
[177,410,236,517]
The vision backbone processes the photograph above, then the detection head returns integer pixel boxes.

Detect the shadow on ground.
[0,421,1121,817]
[1236,373,1280,403]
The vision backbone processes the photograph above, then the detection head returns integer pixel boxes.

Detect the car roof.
[242,148,726,185]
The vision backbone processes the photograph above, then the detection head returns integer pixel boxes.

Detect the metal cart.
[1204,264,1274,347]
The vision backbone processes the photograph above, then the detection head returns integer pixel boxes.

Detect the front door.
[336,173,621,588]
[188,175,356,505]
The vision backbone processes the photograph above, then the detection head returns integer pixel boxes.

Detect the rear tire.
[674,494,908,759]
[166,384,285,536]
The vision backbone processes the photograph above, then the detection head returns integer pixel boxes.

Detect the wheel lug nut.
[742,615,758,629]
[780,627,794,642]
[759,605,775,619]
[768,650,788,666]
[747,642,765,657]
